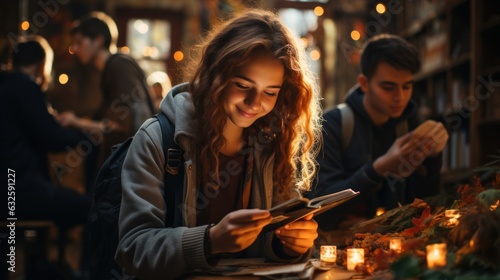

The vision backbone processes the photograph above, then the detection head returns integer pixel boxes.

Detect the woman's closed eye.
[235,82,250,90]
[234,81,279,97]
[264,91,277,97]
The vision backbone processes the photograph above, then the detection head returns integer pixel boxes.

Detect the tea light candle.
[320,245,337,267]
[490,200,499,211]
[389,237,403,253]
[426,243,447,268]
[347,248,364,271]
[375,207,385,216]
[445,209,460,227]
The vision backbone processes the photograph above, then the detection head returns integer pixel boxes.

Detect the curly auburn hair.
[186,9,322,193]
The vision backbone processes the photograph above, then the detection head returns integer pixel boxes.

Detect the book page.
[263,189,359,232]
[308,188,359,207]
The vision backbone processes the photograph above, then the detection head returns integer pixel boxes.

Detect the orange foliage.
[402,206,431,237]
[457,176,485,208]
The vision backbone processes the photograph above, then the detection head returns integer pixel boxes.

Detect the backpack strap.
[337,103,354,150]
[338,102,409,150]
[155,112,184,227]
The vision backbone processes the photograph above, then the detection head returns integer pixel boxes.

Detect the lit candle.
[320,245,337,267]
[347,248,364,271]
[389,237,403,253]
[375,207,385,216]
[445,209,460,227]
[490,200,499,211]
[426,243,447,268]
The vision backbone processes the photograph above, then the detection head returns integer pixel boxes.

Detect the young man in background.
[311,34,449,230]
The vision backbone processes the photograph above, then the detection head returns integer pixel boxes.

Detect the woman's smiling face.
[222,50,284,130]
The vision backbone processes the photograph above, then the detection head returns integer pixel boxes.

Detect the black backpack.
[88,112,184,280]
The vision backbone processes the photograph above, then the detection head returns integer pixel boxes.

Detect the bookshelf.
[391,0,500,187]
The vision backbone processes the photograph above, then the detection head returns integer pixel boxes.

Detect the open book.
[263,188,359,232]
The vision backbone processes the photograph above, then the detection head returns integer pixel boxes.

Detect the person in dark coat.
[68,12,155,192]
[0,38,91,227]
[311,34,449,230]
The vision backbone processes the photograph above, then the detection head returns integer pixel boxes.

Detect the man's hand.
[55,111,78,127]
[428,122,448,155]
[274,214,318,256]
[373,121,448,178]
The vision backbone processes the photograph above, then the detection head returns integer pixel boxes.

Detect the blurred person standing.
[67,12,155,192]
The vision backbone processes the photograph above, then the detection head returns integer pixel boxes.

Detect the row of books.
[441,129,470,171]
[403,0,446,26]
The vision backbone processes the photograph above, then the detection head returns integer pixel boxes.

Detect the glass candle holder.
[389,237,403,253]
[347,248,364,271]
[320,245,337,267]
[426,243,447,269]
[445,209,460,227]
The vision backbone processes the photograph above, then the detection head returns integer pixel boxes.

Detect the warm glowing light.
[444,209,460,227]
[173,51,184,61]
[490,200,500,211]
[314,6,324,16]
[300,37,309,48]
[134,19,149,34]
[142,46,152,57]
[390,237,403,253]
[58,74,69,85]
[320,245,336,267]
[68,46,74,55]
[426,243,446,269]
[120,46,130,54]
[21,21,30,31]
[351,30,361,41]
[310,49,321,61]
[376,207,385,216]
[376,3,386,14]
[347,248,364,271]
[149,46,159,58]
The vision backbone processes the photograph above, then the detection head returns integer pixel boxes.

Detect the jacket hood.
[160,82,194,150]
[345,84,416,125]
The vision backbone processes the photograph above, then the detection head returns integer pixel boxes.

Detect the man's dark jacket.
[0,71,87,217]
[309,86,442,229]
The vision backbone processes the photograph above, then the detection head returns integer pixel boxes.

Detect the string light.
[310,49,321,61]
[21,21,30,31]
[173,51,184,62]
[376,3,386,14]
[120,46,130,54]
[314,6,324,16]
[351,30,361,41]
[58,74,69,85]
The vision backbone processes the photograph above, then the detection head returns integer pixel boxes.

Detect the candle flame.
[490,200,499,211]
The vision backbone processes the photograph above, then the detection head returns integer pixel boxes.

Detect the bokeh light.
[351,30,361,41]
[58,74,69,85]
[173,51,184,62]
[376,3,386,14]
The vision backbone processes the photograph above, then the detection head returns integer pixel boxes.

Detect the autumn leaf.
[402,206,431,237]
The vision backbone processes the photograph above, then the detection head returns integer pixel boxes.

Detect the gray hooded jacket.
[115,83,310,279]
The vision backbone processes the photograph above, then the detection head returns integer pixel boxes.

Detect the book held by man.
[264,188,359,232]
